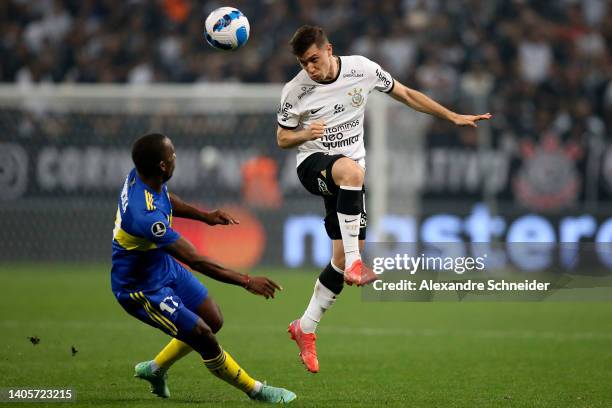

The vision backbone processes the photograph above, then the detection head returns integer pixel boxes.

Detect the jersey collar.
[134,168,163,196]
[314,56,341,85]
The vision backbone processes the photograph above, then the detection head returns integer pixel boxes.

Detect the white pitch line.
[319,326,612,341]
[3,320,612,342]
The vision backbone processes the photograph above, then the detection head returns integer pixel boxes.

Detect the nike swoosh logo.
[310,107,324,114]
[345,218,358,223]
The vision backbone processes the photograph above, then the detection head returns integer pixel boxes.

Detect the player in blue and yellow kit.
[111,133,296,404]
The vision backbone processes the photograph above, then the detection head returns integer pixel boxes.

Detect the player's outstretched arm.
[277,122,325,149]
[389,80,492,127]
[169,192,239,225]
[165,236,281,298]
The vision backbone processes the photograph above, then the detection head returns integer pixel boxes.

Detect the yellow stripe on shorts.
[132,293,176,335]
[134,292,177,335]
[137,292,178,334]
[130,292,178,335]
[129,292,169,332]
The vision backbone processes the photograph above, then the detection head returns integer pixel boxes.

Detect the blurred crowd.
[1,0,611,138]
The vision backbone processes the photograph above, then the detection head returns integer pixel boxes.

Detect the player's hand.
[245,275,282,299]
[452,113,492,128]
[204,209,239,226]
[306,121,325,140]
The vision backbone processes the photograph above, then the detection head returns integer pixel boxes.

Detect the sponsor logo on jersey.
[279,102,293,122]
[324,119,360,135]
[333,104,345,114]
[151,221,167,237]
[375,68,392,89]
[325,132,344,141]
[322,134,360,150]
[343,69,364,78]
[320,119,361,147]
[310,106,324,114]
[348,88,364,107]
[298,85,316,100]
[325,119,359,139]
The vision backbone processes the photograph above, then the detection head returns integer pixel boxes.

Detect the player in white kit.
[277,25,492,373]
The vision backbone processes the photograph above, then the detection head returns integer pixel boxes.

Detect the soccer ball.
[204,7,250,51]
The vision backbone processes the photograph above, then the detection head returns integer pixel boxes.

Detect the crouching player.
[111,133,296,404]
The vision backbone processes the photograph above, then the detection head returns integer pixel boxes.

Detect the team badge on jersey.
[348,88,364,107]
[151,221,167,237]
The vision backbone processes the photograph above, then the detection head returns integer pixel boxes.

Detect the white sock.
[249,380,263,396]
[337,185,362,268]
[299,279,338,334]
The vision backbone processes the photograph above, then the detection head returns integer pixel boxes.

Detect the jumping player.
[277,26,492,373]
[111,133,296,403]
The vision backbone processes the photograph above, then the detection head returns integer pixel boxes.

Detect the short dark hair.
[289,25,328,56]
[131,133,168,177]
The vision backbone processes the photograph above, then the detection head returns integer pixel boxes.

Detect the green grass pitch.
[2,263,612,407]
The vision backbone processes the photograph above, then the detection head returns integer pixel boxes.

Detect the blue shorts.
[115,264,208,338]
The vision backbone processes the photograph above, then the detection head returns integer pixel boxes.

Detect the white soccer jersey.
[277,55,395,168]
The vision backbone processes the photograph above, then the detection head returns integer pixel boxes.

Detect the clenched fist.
[307,121,325,140]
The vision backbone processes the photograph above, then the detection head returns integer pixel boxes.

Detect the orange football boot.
[288,319,319,373]
[343,259,379,286]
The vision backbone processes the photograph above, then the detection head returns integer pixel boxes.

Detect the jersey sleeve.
[362,56,395,94]
[138,210,180,247]
[277,84,300,129]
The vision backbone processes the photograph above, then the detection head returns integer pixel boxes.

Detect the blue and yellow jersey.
[111,168,181,292]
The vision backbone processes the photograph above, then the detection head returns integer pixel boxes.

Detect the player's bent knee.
[211,302,224,333]
[332,158,364,187]
[192,320,217,345]
[209,313,223,333]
